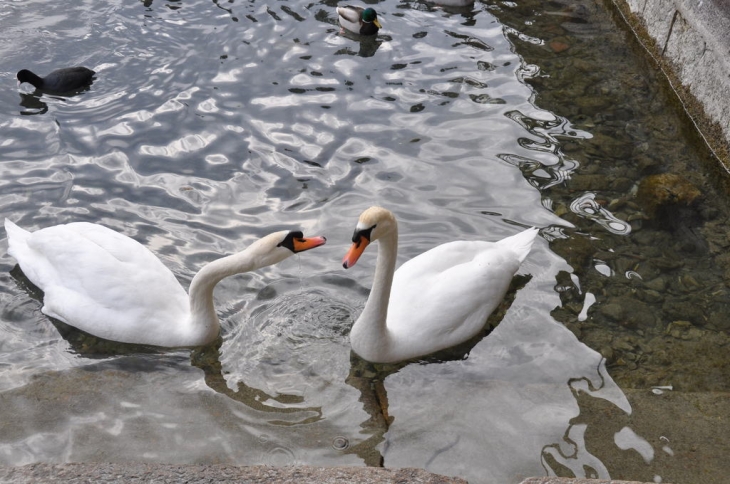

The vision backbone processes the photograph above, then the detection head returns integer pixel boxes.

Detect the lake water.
[1,0,728,482]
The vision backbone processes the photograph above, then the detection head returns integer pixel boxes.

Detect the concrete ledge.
[0,464,467,484]
[609,0,730,171]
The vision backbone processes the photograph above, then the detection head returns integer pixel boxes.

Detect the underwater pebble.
[600,303,623,321]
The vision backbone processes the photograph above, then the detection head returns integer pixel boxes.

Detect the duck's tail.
[496,227,539,263]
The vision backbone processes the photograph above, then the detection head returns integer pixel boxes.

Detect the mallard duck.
[17,66,95,93]
[5,219,326,347]
[337,5,381,36]
[342,207,538,363]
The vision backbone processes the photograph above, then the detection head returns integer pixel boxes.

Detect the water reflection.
[18,94,49,116]
[542,422,610,479]
[569,193,631,235]
[336,34,383,58]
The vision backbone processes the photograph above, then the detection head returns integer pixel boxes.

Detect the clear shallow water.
[0,0,727,482]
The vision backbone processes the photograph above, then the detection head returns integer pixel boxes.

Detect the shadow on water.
[190,341,325,426]
[18,94,48,116]
[18,82,95,116]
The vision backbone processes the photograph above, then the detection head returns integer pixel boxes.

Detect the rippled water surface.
[1,0,728,482]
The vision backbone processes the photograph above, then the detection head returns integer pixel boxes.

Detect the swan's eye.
[278,230,304,250]
[352,225,375,246]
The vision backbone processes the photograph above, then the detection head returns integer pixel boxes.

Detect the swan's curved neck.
[186,252,256,343]
[352,229,398,358]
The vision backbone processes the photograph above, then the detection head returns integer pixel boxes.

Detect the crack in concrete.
[661,10,680,57]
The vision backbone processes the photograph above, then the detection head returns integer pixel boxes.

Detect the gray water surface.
[1,0,727,482]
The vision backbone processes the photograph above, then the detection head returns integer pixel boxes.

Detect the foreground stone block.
[0,463,467,484]
[520,479,662,484]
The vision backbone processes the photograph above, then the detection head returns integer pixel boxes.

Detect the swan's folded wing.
[387,241,522,346]
[20,223,189,341]
[64,222,168,266]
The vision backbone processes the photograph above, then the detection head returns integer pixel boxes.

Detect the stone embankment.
[610,0,730,170]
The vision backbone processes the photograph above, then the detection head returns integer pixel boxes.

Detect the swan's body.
[337,5,381,36]
[17,67,95,92]
[5,219,326,347]
[342,207,538,363]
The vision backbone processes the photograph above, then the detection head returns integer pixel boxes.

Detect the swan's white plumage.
[343,207,538,363]
[5,219,325,347]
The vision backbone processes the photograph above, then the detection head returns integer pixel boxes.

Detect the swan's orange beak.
[293,235,327,253]
[342,238,370,269]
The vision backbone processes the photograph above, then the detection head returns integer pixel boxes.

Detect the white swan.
[5,219,326,347]
[342,206,538,363]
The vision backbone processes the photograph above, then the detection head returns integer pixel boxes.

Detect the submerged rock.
[635,173,709,254]
[636,173,702,218]
[598,297,657,329]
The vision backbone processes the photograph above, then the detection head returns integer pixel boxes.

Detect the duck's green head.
[362,8,381,28]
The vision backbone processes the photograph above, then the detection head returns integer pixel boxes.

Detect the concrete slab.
[0,463,466,483]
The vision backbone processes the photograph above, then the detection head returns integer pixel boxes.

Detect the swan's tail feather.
[5,219,31,251]
[497,227,539,263]
[5,218,30,260]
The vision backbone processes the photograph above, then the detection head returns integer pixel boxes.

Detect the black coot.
[17,67,96,93]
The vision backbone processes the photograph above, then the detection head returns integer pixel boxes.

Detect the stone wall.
[610,0,730,170]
